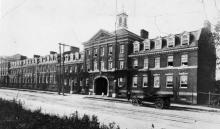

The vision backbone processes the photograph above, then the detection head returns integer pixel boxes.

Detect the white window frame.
[155,38,162,49]
[119,61,124,69]
[108,61,112,70]
[167,55,173,67]
[180,74,188,88]
[100,47,104,56]
[108,46,113,55]
[142,75,148,87]
[143,39,150,50]
[181,54,188,66]
[133,59,138,68]
[118,77,125,87]
[181,33,190,46]
[133,41,140,53]
[153,75,160,88]
[101,61,105,70]
[144,58,148,69]
[94,48,98,56]
[167,35,175,48]
[155,57,160,68]
[94,61,97,71]
[120,44,125,54]
[132,76,138,87]
[166,75,173,88]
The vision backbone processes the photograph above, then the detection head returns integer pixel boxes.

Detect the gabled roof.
[87,29,114,42]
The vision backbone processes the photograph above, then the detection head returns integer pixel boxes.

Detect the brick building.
[83,12,216,104]
[0,12,216,105]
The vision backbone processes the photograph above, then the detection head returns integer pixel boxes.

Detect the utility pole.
[58,43,73,96]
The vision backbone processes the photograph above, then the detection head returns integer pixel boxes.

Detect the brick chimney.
[140,29,149,39]
[50,51,57,54]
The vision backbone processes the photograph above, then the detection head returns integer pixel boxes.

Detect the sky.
[0,0,219,57]
[0,0,220,78]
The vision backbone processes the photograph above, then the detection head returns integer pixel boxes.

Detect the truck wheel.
[164,98,171,109]
[155,99,164,109]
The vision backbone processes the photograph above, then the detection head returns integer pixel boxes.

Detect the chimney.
[33,55,40,58]
[50,51,57,54]
[203,20,211,31]
[140,29,149,39]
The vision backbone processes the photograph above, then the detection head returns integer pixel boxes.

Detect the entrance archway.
[94,77,108,95]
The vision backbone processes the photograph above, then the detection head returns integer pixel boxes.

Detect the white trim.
[157,91,197,96]
[149,65,197,71]
[128,47,198,57]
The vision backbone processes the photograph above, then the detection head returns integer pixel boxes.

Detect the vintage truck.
[130,92,174,109]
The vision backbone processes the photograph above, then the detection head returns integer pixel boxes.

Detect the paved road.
[0,88,220,129]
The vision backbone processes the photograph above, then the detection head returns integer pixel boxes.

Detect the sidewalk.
[84,95,220,113]
[1,87,220,113]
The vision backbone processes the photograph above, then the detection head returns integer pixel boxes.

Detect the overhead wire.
[0,0,27,21]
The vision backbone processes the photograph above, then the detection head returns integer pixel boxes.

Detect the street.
[0,88,220,129]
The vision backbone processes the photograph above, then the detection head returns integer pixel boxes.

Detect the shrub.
[0,98,120,129]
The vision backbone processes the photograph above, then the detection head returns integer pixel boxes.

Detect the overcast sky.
[0,0,219,58]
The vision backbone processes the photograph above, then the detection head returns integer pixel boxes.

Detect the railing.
[198,91,220,106]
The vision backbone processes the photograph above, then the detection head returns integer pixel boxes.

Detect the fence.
[198,91,220,106]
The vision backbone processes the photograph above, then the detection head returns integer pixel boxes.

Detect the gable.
[88,29,114,42]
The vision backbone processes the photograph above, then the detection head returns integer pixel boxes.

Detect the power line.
[0,0,27,21]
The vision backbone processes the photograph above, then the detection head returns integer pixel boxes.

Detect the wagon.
[130,93,173,109]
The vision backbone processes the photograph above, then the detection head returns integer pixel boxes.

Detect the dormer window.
[75,52,79,60]
[155,37,162,49]
[143,39,150,50]
[133,41,140,53]
[167,35,175,48]
[181,32,189,46]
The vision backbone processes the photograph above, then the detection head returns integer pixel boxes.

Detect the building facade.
[83,13,216,104]
[0,13,216,105]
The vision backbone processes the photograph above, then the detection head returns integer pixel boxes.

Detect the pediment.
[88,29,113,42]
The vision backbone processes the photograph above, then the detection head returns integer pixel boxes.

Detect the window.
[133,59,138,68]
[94,48,98,56]
[94,61,97,71]
[142,75,148,87]
[101,61,105,70]
[167,56,173,67]
[108,46,113,55]
[181,33,189,45]
[180,75,188,88]
[181,54,188,66]
[144,39,150,50]
[154,75,160,88]
[118,77,125,87]
[133,41,139,53]
[155,38,162,49]
[167,36,175,47]
[87,63,90,71]
[100,47,104,56]
[119,61,124,69]
[144,58,148,69]
[166,75,173,88]
[108,61,112,70]
[155,57,160,68]
[120,45,124,54]
[75,66,77,73]
[87,49,91,56]
[132,76,138,87]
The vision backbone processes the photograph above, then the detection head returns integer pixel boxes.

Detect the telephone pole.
[58,43,73,95]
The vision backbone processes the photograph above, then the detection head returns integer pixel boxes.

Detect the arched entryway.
[94,77,108,95]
